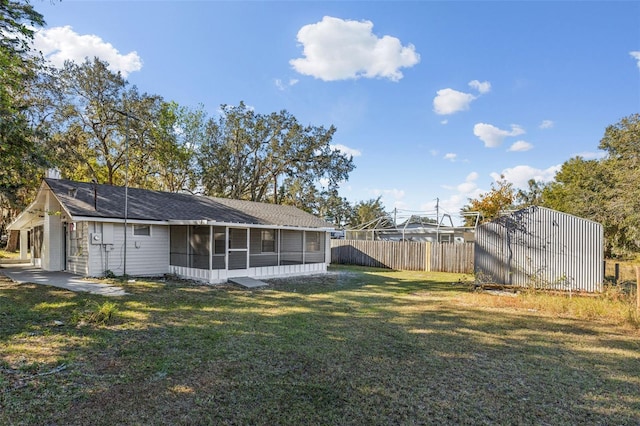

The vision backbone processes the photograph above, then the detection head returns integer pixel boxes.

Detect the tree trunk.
[6,230,19,252]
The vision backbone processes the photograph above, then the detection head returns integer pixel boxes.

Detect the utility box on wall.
[102,223,114,244]
[90,233,102,245]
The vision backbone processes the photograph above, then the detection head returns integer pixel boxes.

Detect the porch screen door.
[228,228,248,270]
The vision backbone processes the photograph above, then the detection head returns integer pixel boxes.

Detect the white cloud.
[430,149,439,156]
[468,80,491,94]
[330,144,362,157]
[439,194,468,217]
[473,123,525,148]
[444,153,457,161]
[508,140,533,152]
[490,164,560,189]
[275,78,299,91]
[433,79,490,115]
[33,26,142,77]
[433,88,476,115]
[439,172,483,218]
[441,172,479,195]
[539,119,554,129]
[290,16,420,82]
[630,51,640,69]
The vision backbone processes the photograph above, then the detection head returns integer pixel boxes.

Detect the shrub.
[87,301,119,325]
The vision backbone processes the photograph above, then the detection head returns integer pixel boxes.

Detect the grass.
[604,259,639,286]
[0,250,20,259]
[1,265,639,425]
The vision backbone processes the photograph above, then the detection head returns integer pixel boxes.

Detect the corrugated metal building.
[475,206,603,292]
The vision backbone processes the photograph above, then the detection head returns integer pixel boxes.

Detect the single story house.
[8,178,334,283]
[474,206,604,292]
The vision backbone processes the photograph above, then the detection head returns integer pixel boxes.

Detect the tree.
[537,115,640,256]
[541,157,610,219]
[316,189,354,228]
[0,0,45,57]
[0,0,50,230]
[149,102,207,193]
[515,179,547,207]
[51,57,164,187]
[461,176,514,226]
[597,114,640,255]
[198,102,355,210]
[348,197,388,228]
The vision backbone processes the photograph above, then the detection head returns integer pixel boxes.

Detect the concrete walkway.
[0,263,127,297]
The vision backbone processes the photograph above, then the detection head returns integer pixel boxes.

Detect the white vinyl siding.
[125,224,169,276]
[87,222,169,277]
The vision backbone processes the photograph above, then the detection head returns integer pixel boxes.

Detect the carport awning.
[7,210,44,231]
[7,197,46,231]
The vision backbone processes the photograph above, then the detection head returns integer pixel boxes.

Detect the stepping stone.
[228,276,268,289]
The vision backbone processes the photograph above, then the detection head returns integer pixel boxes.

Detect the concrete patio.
[0,263,127,297]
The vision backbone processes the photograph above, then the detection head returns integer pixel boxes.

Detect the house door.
[227,228,249,272]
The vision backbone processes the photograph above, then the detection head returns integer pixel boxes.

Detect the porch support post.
[325,231,331,265]
[43,191,63,271]
[224,227,229,273]
[19,230,29,261]
[209,225,213,283]
[246,227,250,269]
[277,229,281,266]
[302,231,306,265]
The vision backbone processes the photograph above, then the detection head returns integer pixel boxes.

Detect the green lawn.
[0,250,20,259]
[1,266,639,425]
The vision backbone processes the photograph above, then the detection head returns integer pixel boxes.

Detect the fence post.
[425,242,431,272]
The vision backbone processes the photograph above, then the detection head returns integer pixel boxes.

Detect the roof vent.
[68,187,78,198]
[92,179,98,210]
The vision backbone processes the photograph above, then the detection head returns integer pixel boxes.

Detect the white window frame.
[133,224,151,237]
[261,229,276,253]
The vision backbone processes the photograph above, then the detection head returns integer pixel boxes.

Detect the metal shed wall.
[474,206,603,292]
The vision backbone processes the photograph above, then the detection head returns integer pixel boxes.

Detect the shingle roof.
[45,178,332,229]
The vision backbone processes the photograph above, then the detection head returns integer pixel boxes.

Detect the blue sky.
[31,1,640,223]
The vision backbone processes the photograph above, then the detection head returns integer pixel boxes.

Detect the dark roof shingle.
[45,179,331,229]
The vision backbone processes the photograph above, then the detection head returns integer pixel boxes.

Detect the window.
[133,224,151,236]
[261,230,275,253]
[305,231,321,252]
[69,223,83,257]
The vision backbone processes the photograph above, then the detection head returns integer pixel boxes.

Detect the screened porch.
[168,225,328,283]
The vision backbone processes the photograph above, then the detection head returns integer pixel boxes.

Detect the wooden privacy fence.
[330,240,474,273]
